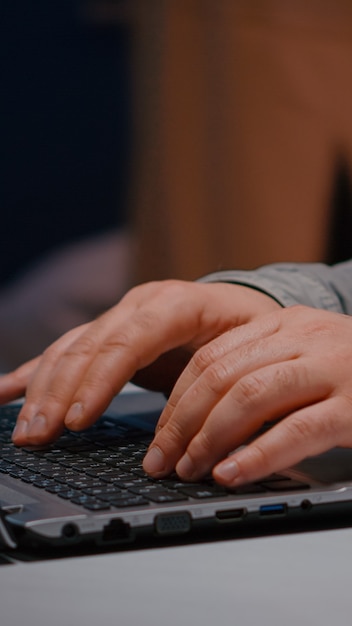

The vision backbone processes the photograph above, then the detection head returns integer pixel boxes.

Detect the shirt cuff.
[198,263,344,313]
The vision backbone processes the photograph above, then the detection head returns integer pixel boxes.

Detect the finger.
[11,324,90,445]
[174,358,331,481]
[156,310,281,431]
[213,396,347,487]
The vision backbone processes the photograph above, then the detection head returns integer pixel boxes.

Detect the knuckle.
[188,429,214,461]
[202,361,233,394]
[65,334,98,359]
[41,341,64,364]
[319,412,341,441]
[191,346,215,375]
[292,307,338,339]
[284,415,314,442]
[84,371,116,397]
[158,279,189,299]
[103,330,133,352]
[303,321,331,339]
[136,279,189,305]
[271,363,304,393]
[284,410,340,444]
[308,410,341,443]
[99,332,132,356]
[131,308,160,333]
[58,334,96,360]
[159,417,188,451]
[162,397,178,419]
[43,383,72,404]
[94,330,141,371]
[191,342,224,378]
[196,429,214,455]
[233,373,267,408]
[286,304,310,318]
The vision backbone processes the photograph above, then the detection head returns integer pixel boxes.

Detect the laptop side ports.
[216,508,246,522]
[154,512,192,536]
[259,503,287,517]
[101,519,132,543]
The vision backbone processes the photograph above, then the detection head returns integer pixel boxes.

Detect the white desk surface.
[1,526,352,626]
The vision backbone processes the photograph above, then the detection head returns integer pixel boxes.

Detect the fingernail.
[143,447,166,475]
[65,402,84,427]
[176,453,195,479]
[26,414,47,438]
[214,459,240,483]
[12,419,29,442]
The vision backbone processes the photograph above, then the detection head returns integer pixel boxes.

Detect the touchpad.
[0,484,37,507]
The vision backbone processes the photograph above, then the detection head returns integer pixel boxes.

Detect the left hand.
[143,305,352,486]
[0,279,279,446]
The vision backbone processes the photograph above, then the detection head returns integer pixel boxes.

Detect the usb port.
[259,503,287,517]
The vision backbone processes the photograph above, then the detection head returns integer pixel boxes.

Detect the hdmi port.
[216,508,246,521]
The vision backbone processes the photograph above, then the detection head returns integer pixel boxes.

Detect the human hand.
[0,280,279,446]
[143,305,352,486]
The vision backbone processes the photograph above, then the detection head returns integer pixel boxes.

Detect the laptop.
[1,386,352,554]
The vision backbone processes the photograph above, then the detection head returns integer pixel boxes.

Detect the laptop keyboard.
[0,405,310,511]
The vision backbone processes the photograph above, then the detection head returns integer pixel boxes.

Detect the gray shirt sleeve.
[199,259,352,315]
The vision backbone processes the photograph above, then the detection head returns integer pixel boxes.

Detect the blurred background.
[1,0,352,370]
[131,0,352,282]
[0,0,133,368]
[1,0,131,285]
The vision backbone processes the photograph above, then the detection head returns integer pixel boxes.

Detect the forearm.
[200,259,352,314]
